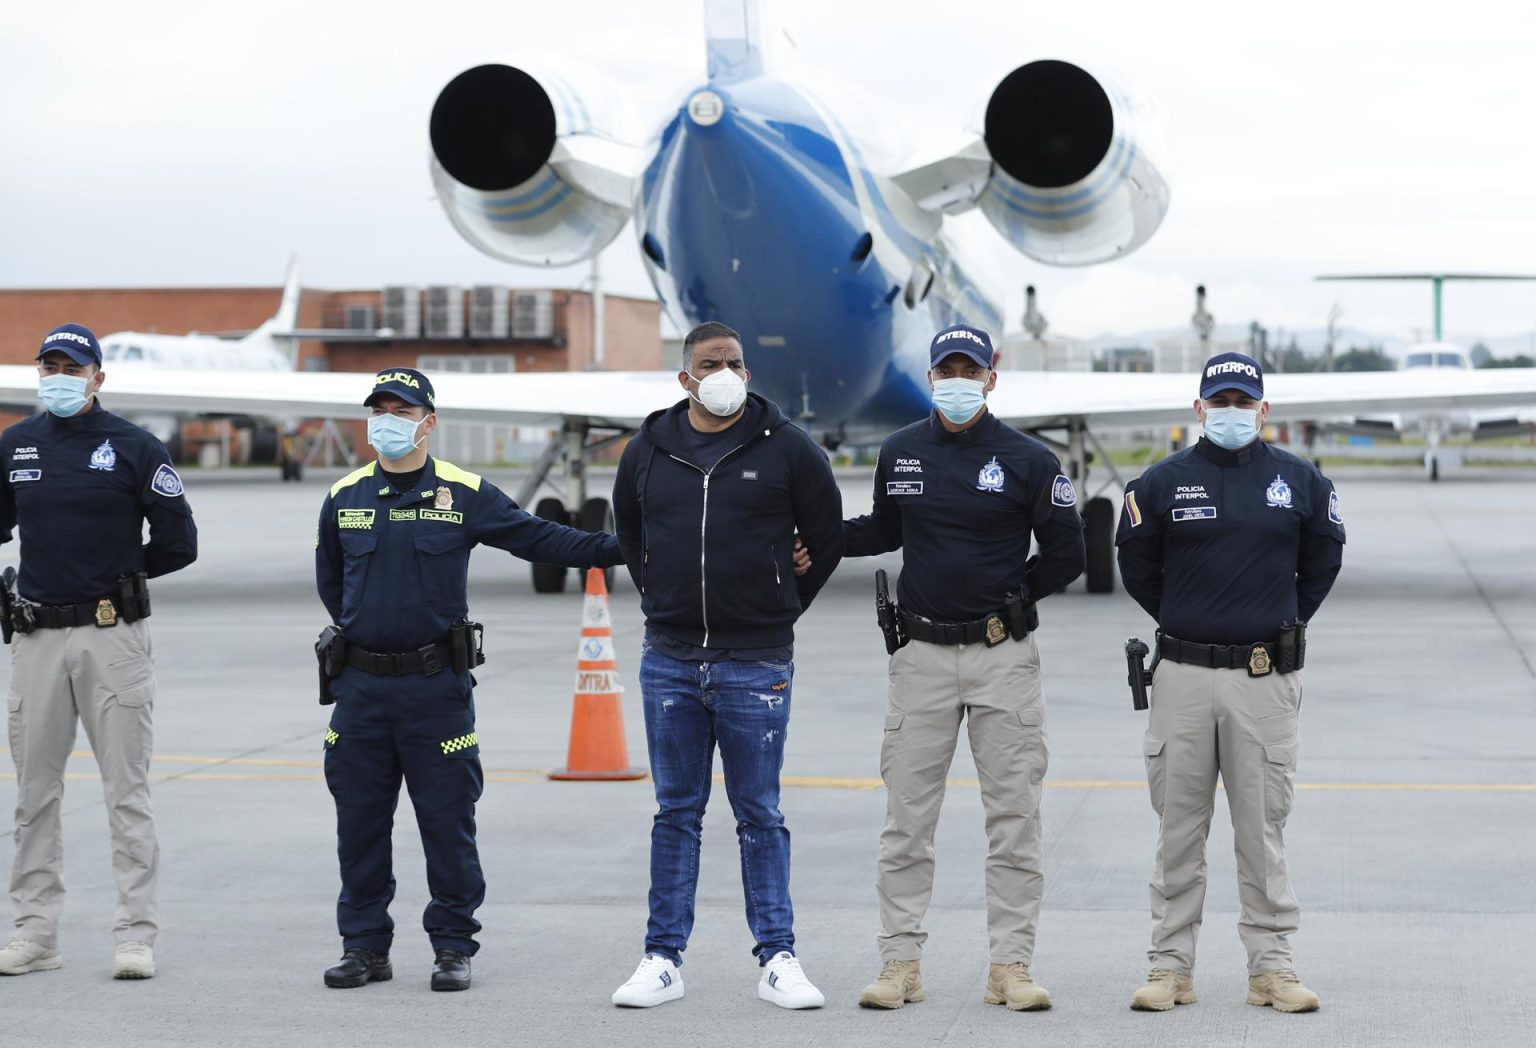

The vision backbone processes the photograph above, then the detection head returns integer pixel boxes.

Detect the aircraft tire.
[1084,496,1116,594]
[532,497,571,593]
[579,497,616,592]
[1427,455,1440,482]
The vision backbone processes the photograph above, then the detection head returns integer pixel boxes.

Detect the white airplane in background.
[5,1,1536,593]
[1315,342,1536,480]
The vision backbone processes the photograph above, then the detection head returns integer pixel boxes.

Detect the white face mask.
[687,367,747,417]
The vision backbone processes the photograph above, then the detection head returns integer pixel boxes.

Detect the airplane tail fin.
[705,0,789,83]
[248,256,302,341]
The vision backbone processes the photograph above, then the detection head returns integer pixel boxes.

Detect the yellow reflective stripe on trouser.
[324,729,339,746]
[441,732,478,754]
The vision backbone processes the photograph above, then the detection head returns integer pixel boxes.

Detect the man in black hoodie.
[608,322,844,1011]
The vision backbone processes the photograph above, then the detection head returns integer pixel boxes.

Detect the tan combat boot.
[983,962,1052,1011]
[1130,968,1196,1011]
[1247,969,1319,1012]
[858,959,924,1009]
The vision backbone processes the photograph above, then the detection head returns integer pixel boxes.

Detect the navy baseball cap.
[36,323,102,367]
[365,367,435,411]
[929,324,994,369]
[1199,352,1264,400]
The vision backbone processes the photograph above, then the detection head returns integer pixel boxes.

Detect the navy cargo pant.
[323,664,484,957]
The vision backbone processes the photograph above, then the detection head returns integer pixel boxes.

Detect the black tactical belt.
[1158,633,1301,677]
[24,598,146,630]
[346,640,453,677]
[899,602,1039,647]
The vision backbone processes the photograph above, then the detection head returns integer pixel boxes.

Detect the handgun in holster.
[0,567,19,644]
[449,621,486,675]
[1125,637,1160,712]
[315,625,347,705]
[1002,592,1040,641]
[874,569,907,655]
[1275,621,1307,674]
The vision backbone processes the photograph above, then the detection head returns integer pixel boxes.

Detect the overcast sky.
[4,0,1535,346]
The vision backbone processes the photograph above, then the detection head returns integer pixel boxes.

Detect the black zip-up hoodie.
[612,393,845,650]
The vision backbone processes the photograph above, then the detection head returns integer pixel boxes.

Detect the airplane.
[5,1,1536,594]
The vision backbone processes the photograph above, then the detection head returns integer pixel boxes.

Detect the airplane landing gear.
[523,422,628,593]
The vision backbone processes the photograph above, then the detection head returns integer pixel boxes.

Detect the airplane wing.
[2,364,1533,434]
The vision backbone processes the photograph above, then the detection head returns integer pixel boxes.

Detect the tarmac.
[2,463,1534,1048]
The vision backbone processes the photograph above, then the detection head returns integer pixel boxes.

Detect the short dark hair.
[682,321,742,369]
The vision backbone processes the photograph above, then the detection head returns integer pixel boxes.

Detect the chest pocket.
[414,527,470,607]
[337,529,378,607]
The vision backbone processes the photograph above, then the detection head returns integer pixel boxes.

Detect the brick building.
[0,283,662,466]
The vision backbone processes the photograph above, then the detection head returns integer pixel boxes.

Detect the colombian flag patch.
[1124,490,1143,527]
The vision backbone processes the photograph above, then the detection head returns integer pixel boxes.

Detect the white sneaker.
[0,937,62,975]
[113,941,156,980]
[612,954,684,1008]
[758,951,825,1009]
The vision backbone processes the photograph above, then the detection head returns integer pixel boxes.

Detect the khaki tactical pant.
[1144,659,1302,976]
[877,634,1048,964]
[6,621,159,948]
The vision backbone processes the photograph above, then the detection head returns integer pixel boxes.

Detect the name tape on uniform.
[1172,506,1217,522]
[886,481,923,495]
[389,508,417,521]
[8,469,40,482]
[337,508,375,529]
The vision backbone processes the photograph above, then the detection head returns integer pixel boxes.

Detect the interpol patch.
[8,469,40,482]
[886,481,923,495]
[1172,506,1217,521]
[420,509,463,524]
[1328,490,1343,525]
[337,509,375,529]
[150,463,184,497]
[389,508,418,521]
[1051,474,1077,507]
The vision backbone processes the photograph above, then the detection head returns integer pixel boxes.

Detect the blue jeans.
[639,646,796,965]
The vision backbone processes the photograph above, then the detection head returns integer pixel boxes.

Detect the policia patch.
[337,509,375,530]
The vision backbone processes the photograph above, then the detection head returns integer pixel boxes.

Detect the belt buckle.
[1247,643,1272,677]
[419,644,443,676]
[983,615,1008,647]
[94,599,118,628]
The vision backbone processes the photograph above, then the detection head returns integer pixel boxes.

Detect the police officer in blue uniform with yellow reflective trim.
[1116,352,1344,1014]
[0,323,196,981]
[315,367,622,992]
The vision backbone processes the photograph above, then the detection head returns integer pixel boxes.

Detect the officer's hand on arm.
[1298,473,1345,621]
[789,437,845,609]
[792,536,811,577]
[139,445,197,577]
[1114,477,1163,619]
[843,448,903,557]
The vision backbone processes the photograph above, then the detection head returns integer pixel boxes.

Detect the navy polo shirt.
[844,411,1086,620]
[1115,438,1345,644]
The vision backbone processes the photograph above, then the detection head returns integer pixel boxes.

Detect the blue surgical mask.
[39,374,91,417]
[367,412,425,460]
[931,377,987,424]
[1203,407,1260,449]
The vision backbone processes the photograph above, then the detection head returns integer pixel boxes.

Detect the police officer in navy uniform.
[841,325,1085,1012]
[1116,352,1344,1014]
[0,324,196,981]
[315,367,623,992]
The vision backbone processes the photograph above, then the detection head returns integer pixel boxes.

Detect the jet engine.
[429,63,637,267]
[977,60,1168,266]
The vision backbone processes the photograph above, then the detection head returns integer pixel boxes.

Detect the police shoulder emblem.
[1051,473,1077,507]
[89,439,116,472]
[434,485,453,510]
[1264,474,1292,508]
[150,463,183,497]
[976,456,1005,492]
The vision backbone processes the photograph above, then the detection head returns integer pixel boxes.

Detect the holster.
[874,569,907,655]
[1275,622,1307,674]
[1002,593,1039,641]
[0,567,16,644]
[115,573,151,623]
[315,625,346,705]
[449,621,486,675]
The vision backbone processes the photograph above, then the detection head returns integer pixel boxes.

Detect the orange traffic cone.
[548,568,648,781]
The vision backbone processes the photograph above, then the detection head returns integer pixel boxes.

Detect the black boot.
[324,948,392,989]
[431,949,472,992]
